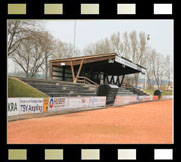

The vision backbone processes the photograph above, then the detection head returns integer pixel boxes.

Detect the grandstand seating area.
[18,77,149,105]
[19,78,97,97]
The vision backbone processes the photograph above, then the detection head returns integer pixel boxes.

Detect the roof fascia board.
[115,55,146,74]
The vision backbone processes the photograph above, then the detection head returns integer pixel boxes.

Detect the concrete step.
[118,88,133,92]
[28,83,92,90]
[47,93,96,97]
[116,94,137,96]
[26,81,86,87]
[18,77,98,98]
[41,89,96,94]
[117,92,134,95]
[32,85,91,90]
[20,77,96,87]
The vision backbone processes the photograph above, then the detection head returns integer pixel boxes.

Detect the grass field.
[8,77,48,97]
[144,89,173,96]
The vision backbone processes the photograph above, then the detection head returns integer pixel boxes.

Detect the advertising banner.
[89,97,106,107]
[68,97,83,109]
[153,96,159,100]
[161,95,173,100]
[43,98,49,112]
[137,96,142,102]
[20,98,43,114]
[124,96,131,104]
[142,96,146,101]
[114,96,124,105]
[150,96,153,101]
[130,96,137,103]
[81,97,90,108]
[48,97,68,111]
[144,96,151,101]
[114,96,131,105]
[8,98,20,116]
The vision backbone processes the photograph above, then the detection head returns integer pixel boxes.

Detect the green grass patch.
[8,77,48,97]
[144,89,172,96]
[144,89,154,95]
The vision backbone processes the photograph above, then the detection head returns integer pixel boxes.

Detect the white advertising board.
[81,97,91,108]
[8,98,20,116]
[150,96,153,101]
[162,95,173,100]
[20,98,43,114]
[89,97,106,107]
[48,97,68,111]
[68,97,83,109]
[130,96,137,103]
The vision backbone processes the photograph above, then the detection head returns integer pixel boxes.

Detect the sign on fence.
[20,98,43,114]
[68,97,83,108]
[114,96,131,105]
[89,97,106,107]
[81,97,90,108]
[43,98,49,112]
[153,96,159,100]
[130,96,137,103]
[161,95,173,100]
[8,98,20,116]
[48,97,68,111]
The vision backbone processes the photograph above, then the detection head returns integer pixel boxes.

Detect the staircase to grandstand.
[102,83,149,104]
[18,77,97,97]
[120,83,149,96]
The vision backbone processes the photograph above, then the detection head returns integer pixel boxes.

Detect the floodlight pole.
[145,34,150,90]
[73,20,76,57]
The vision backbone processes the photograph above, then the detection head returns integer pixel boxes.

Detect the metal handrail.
[121,83,148,95]
[77,76,98,87]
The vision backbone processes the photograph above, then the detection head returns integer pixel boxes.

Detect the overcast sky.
[44,19,173,56]
[8,19,173,73]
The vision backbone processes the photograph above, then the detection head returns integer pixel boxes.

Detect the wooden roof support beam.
[75,59,84,83]
[50,62,53,80]
[70,60,76,83]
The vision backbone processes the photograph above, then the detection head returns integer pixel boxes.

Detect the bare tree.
[163,55,173,89]
[7,20,42,56]
[52,40,81,59]
[110,32,124,56]
[127,31,147,87]
[11,31,47,78]
[145,48,155,89]
[151,51,165,89]
[39,31,56,79]
[84,38,112,56]
[122,32,131,59]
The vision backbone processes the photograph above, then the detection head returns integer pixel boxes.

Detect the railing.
[121,83,149,95]
[77,76,98,87]
[121,83,135,89]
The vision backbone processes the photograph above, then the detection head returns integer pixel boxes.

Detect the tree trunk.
[45,56,48,79]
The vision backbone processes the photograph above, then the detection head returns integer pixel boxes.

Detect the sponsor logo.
[21,104,43,112]
[49,98,54,108]
[54,98,65,107]
[82,98,85,103]
[8,102,17,112]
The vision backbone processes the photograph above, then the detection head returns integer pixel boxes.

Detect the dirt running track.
[8,100,173,144]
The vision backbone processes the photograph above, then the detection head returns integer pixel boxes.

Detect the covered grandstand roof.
[50,53,146,75]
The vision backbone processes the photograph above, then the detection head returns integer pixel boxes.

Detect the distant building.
[167,82,173,91]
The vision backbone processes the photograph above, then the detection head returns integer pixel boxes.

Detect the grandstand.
[18,53,148,104]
